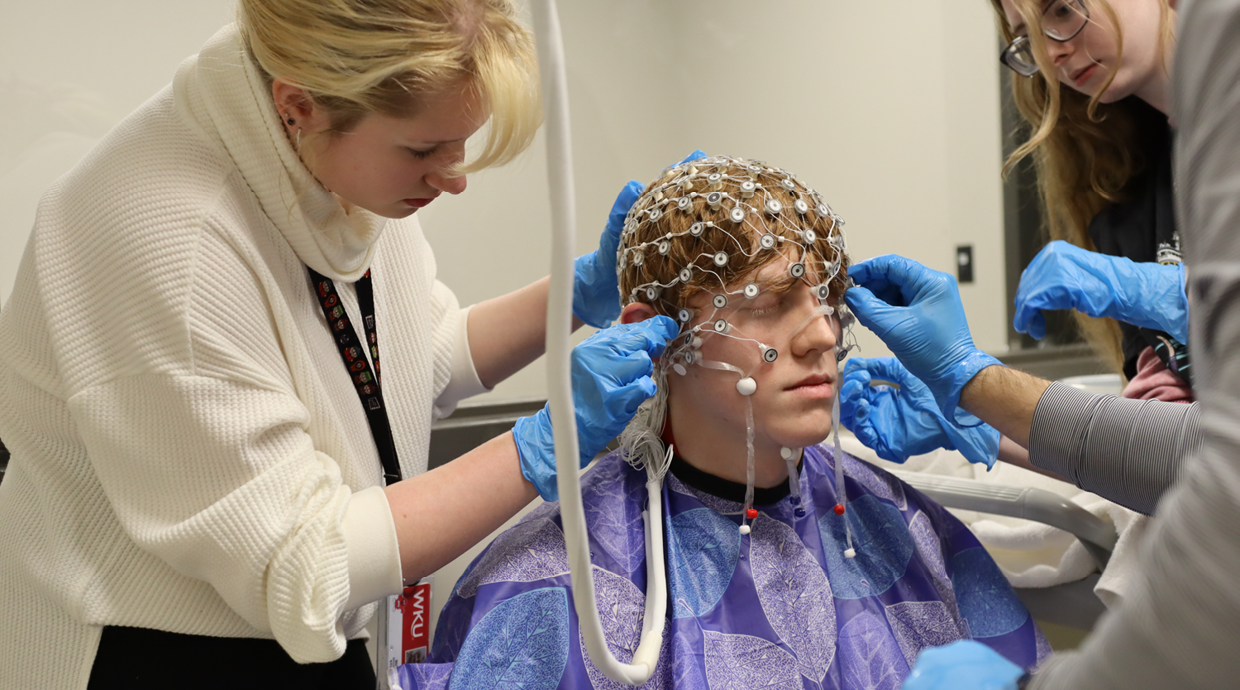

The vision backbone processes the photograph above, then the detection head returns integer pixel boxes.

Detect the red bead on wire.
[746,508,758,519]
[834,504,846,515]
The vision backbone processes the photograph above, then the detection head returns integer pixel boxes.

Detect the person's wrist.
[512,407,550,476]
[934,351,1004,425]
[957,361,1005,411]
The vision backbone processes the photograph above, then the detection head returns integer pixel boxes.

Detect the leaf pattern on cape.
[668,508,741,619]
[394,661,452,690]
[750,514,836,683]
[671,628,706,688]
[450,587,570,690]
[842,453,907,510]
[582,458,650,574]
[908,511,963,626]
[950,547,1030,638]
[457,517,568,599]
[818,494,915,599]
[838,611,911,690]
[578,567,672,690]
[702,630,803,690]
[883,600,966,669]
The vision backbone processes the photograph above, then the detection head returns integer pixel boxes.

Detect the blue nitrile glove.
[844,255,1002,423]
[902,640,1028,690]
[841,357,1000,468]
[573,180,643,328]
[572,150,708,328]
[1014,240,1188,343]
[513,316,679,501]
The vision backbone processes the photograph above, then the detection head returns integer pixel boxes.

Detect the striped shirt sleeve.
[1027,382,1201,515]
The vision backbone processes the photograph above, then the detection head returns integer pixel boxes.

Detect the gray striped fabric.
[1028,382,1201,515]
[1029,2,1240,686]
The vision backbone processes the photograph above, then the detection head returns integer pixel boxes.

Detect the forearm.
[962,366,1197,513]
[1028,382,1199,515]
[385,432,538,583]
[957,364,1050,447]
[467,276,584,389]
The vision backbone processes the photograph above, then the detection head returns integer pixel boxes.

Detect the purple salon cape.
[395,445,1048,690]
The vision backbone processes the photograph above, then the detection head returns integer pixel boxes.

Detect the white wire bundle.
[617,366,671,480]
[530,0,667,684]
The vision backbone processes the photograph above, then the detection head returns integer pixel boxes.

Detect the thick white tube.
[529,0,662,684]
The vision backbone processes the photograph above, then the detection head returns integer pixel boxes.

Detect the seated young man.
[395,156,1047,690]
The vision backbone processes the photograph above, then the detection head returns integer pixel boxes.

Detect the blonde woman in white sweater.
[0,1,674,687]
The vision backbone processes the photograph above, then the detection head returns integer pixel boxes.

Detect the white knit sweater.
[0,25,488,687]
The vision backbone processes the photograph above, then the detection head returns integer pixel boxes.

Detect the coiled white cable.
[530,0,666,684]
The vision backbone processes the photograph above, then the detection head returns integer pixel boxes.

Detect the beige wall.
[0,1,237,306]
[1,0,1009,374]
[423,0,1010,407]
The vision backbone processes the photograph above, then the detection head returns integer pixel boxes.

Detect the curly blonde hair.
[618,157,851,319]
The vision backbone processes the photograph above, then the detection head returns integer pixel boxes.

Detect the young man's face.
[667,256,842,452]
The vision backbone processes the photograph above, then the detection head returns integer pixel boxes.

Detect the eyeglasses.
[1000,0,1091,77]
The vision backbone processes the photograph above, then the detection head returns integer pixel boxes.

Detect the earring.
[284,113,295,126]
[295,128,301,150]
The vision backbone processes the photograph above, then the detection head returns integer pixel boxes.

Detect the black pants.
[87,626,375,690]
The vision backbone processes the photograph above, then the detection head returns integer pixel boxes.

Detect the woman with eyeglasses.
[840,0,1194,507]
[998,0,1190,394]
[850,1,1240,686]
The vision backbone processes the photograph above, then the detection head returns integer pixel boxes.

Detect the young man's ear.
[620,302,658,325]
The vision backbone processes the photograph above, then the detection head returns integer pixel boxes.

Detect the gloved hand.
[513,316,679,501]
[572,150,708,328]
[844,255,1002,422]
[1014,240,1188,343]
[902,640,1028,690]
[841,357,1000,468]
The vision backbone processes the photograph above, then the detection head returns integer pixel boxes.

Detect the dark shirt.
[1085,104,1191,385]
[669,452,799,505]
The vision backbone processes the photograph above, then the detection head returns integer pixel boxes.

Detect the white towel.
[840,433,1147,608]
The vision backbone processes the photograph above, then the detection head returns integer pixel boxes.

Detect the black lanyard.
[308,268,402,485]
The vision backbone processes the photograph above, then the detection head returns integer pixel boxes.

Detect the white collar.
[182,24,386,282]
